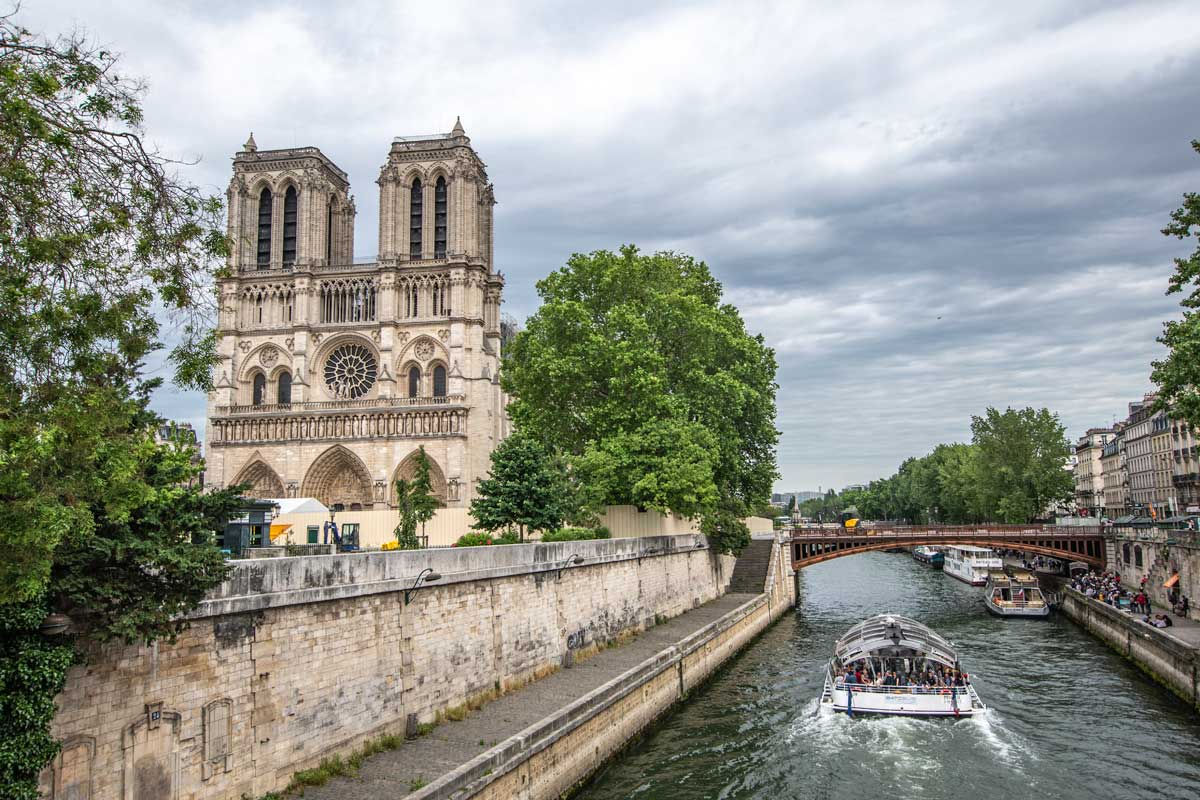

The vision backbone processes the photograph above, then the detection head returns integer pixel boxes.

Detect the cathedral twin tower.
[205,120,507,510]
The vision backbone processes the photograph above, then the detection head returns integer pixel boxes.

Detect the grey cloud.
[20,0,1200,491]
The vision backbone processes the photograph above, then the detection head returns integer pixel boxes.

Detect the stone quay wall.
[410,535,795,800]
[40,535,736,800]
[1059,587,1199,709]
[1107,527,1200,621]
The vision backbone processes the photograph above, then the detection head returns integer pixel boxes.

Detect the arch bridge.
[789,524,1107,570]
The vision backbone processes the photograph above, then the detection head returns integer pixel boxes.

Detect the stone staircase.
[727,538,775,594]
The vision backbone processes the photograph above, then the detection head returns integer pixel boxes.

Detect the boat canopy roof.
[833,614,959,668]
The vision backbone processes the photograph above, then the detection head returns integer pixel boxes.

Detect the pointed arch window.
[252,373,266,406]
[278,372,292,405]
[256,187,272,267]
[283,186,298,266]
[408,366,420,398]
[326,196,335,263]
[433,365,447,398]
[434,177,447,258]
[410,179,423,258]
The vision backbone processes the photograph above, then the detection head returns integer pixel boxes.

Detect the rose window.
[324,344,377,399]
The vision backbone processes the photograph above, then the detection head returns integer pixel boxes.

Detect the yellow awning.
[1164,573,1180,588]
[269,523,293,542]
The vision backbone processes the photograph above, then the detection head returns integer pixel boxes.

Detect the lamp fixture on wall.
[404,567,442,605]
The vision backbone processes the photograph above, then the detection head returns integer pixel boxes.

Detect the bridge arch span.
[790,526,1106,571]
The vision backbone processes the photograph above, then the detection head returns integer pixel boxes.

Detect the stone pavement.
[301,590,760,799]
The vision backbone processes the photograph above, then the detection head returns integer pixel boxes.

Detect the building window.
[433,364,446,397]
[277,372,292,405]
[282,186,298,265]
[324,343,377,399]
[319,279,377,323]
[252,373,266,406]
[435,177,447,258]
[326,197,334,263]
[408,366,420,398]
[410,179,423,258]
[256,187,272,266]
[1134,545,1143,568]
[1122,543,1130,563]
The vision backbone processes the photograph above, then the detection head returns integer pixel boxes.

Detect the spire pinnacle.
[244,132,257,152]
[451,116,465,137]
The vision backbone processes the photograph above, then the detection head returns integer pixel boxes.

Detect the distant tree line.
[800,407,1074,525]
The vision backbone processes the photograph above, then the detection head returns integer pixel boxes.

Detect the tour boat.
[819,614,986,717]
[912,546,944,568]
[983,570,1050,618]
[942,545,1003,585]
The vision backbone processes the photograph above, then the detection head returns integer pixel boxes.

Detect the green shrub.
[453,532,497,547]
[541,527,610,542]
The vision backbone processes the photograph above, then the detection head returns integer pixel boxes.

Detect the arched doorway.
[302,445,375,510]
[390,449,448,506]
[232,457,285,499]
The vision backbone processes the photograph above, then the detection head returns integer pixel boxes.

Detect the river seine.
[578,551,1200,799]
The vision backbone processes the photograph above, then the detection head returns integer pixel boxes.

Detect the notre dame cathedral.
[204,119,508,510]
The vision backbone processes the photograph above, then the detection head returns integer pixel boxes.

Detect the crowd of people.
[1069,569,1185,629]
[834,658,969,690]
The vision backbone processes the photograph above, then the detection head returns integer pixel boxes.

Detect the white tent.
[264,497,329,516]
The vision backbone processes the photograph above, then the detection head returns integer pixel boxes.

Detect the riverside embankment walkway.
[303,590,761,799]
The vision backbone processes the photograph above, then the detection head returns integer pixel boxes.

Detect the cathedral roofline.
[234,144,350,185]
[389,118,473,156]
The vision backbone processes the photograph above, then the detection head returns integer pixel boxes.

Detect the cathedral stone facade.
[204,120,507,510]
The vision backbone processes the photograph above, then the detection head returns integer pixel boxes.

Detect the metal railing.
[834,683,971,696]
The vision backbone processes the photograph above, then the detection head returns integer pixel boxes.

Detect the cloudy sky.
[22,0,1200,492]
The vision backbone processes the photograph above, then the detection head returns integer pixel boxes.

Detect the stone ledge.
[190,534,708,619]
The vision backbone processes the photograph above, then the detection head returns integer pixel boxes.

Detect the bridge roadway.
[789,524,1107,569]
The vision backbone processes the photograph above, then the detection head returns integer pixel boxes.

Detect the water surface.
[579,552,1200,799]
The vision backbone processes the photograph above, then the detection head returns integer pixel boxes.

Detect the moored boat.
[913,546,944,568]
[943,545,1003,585]
[984,569,1050,618]
[819,614,986,717]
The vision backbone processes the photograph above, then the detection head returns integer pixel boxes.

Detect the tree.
[0,16,235,795]
[1152,139,1200,425]
[970,407,1072,523]
[785,495,797,516]
[0,14,225,605]
[394,447,441,549]
[502,247,778,554]
[471,434,574,541]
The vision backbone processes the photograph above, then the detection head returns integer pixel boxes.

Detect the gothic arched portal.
[390,450,448,506]
[232,457,285,499]
[302,445,375,510]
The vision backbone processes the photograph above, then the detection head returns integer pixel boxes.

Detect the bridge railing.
[789,524,1102,539]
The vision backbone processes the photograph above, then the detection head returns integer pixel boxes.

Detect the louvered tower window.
[410,179,423,258]
[326,198,334,263]
[434,177,447,258]
[282,186,298,266]
[256,187,272,267]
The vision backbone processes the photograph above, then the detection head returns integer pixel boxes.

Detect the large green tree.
[470,433,575,541]
[0,16,237,796]
[970,407,1072,523]
[502,247,779,554]
[1152,139,1200,424]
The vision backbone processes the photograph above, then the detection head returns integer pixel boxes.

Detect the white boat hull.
[821,680,985,717]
